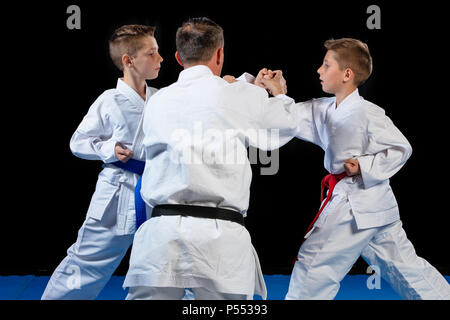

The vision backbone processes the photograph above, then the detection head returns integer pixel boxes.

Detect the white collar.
[178,65,214,82]
[116,78,151,106]
[335,88,361,110]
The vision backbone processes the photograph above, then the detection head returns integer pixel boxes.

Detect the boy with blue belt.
[42,24,163,299]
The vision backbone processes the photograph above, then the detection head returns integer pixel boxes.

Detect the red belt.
[304,172,348,238]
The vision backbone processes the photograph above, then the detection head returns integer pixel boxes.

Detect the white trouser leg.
[361,221,450,300]
[286,196,379,300]
[41,211,133,300]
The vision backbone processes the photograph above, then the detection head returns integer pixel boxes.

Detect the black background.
[3,1,448,278]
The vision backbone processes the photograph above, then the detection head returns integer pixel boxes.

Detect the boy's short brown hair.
[109,24,156,71]
[176,17,224,65]
[324,38,373,86]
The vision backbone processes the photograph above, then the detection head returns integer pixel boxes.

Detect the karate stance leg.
[361,221,450,300]
[286,196,379,300]
[41,211,133,300]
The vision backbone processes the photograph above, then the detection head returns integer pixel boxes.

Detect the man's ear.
[216,47,223,66]
[175,51,184,67]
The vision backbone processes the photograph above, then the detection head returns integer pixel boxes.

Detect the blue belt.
[111,159,145,175]
[111,159,147,230]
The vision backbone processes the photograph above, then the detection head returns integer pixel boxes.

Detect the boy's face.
[317,50,345,94]
[130,36,163,80]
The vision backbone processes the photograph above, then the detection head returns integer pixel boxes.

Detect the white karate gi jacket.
[296,89,412,229]
[70,79,158,235]
[124,65,298,298]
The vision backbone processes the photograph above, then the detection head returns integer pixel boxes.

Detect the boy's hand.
[223,75,237,83]
[344,158,361,176]
[115,143,134,163]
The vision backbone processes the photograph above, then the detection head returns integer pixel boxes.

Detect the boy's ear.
[343,68,354,83]
[175,51,184,67]
[122,54,133,69]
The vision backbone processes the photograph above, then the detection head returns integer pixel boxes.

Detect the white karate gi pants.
[41,208,134,300]
[126,286,249,300]
[286,194,450,300]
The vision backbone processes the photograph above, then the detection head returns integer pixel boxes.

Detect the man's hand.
[223,75,237,83]
[115,143,133,163]
[344,158,361,176]
[255,68,274,91]
[259,69,287,96]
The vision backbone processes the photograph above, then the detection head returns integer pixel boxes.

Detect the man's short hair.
[109,24,156,71]
[324,38,373,86]
[176,17,224,65]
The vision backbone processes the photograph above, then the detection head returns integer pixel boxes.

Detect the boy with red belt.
[286,38,450,299]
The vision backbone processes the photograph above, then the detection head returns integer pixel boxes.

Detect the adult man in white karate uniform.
[123,17,298,300]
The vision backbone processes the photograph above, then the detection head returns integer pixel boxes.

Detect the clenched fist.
[344,158,360,176]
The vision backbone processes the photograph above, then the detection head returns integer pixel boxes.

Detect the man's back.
[141,65,297,213]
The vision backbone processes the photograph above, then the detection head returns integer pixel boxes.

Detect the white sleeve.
[253,92,299,151]
[236,72,256,83]
[295,99,326,149]
[357,112,412,189]
[236,72,298,143]
[69,94,118,163]
[235,74,330,150]
[222,81,298,151]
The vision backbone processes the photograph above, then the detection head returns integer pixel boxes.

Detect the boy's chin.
[321,86,335,95]
[146,74,158,81]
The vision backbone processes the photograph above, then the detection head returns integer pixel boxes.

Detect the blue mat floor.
[2,275,449,300]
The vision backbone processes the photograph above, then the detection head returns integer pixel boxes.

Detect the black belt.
[151,204,245,227]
